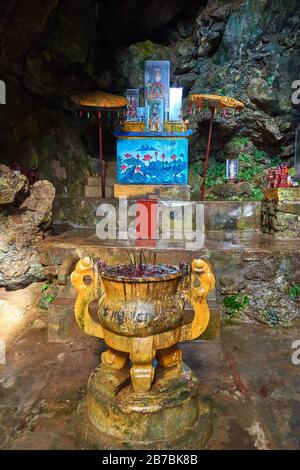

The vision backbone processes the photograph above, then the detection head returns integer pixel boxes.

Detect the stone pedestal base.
[262,188,300,238]
[76,363,211,450]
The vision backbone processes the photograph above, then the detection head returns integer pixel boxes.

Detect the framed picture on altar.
[126,89,140,121]
[145,60,170,112]
[145,99,164,132]
[169,87,183,121]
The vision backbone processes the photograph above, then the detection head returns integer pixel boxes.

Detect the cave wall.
[0,0,300,196]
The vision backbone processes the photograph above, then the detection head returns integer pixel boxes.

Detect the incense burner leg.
[101,347,128,370]
[130,337,155,392]
[157,345,182,368]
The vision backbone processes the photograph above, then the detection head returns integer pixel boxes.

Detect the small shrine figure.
[127,96,137,119]
[268,164,291,188]
[149,105,162,132]
[226,158,238,183]
[267,168,276,188]
[145,68,165,100]
[279,164,289,188]
[229,160,236,180]
[274,166,282,188]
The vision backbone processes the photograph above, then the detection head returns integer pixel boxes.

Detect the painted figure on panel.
[145,60,170,111]
[149,105,161,132]
[145,68,164,100]
[126,89,139,121]
[127,96,137,119]
[145,99,164,132]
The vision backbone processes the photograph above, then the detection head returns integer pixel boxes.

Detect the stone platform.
[38,230,300,325]
[53,197,261,233]
[262,188,300,238]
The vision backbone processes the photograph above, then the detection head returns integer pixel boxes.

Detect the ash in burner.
[103,264,179,279]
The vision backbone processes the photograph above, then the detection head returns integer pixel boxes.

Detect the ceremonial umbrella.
[189,94,245,200]
[71,90,128,198]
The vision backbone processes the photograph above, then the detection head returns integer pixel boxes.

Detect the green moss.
[223,294,249,318]
[230,136,250,148]
[131,40,162,62]
[289,284,300,301]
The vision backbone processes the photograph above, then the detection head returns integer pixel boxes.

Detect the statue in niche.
[149,105,162,132]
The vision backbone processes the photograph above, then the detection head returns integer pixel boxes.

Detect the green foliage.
[252,149,266,161]
[223,294,249,318]
[190,161,226,194]
[205,194,218,201]
[40,282,55,305]
[267,75,275,86]
[289,167,296,177]
[216,88,225,96]
[251,187,264,200]
[289,285,300,301]
[239,153,252,164]
[43,294,56,304]
[41,283,50,293]
[205,163,227,188]
[240,166,261,181]
[231,136,249,148]
[189,138,283,200]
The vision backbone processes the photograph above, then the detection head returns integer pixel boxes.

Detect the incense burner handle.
[180,259,215,342]
[71,257,104,339]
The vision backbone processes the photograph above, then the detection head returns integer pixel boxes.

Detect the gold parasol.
[189,93,245,110]
[70,90,128,198]
[189,94,245,200]
[71,90,128,110]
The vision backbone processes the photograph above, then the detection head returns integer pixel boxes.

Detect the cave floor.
[1,319,300,450]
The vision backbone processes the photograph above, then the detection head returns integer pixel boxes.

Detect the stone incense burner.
[71,256,215,449]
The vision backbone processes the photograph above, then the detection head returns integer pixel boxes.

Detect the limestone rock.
[0,165,29,206]
[111,40,177,91]
[247,77,281,116]
[12,111,97,197]
[194,2,231,58]
[47,0,96,65]
[0,168,55,289]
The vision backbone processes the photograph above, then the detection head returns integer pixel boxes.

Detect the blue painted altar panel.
[115,132,191,185]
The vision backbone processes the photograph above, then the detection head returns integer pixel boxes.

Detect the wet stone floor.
[0,320,300,450]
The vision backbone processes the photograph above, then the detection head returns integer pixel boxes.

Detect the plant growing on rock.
[223,294,249,318]
[289,285,300,302]
[40,283,56,305]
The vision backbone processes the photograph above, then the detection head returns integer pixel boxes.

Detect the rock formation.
[0,166,55,289]
[0,0,299,196]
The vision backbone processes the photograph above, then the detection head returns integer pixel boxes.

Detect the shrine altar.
[113,131,192,186]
